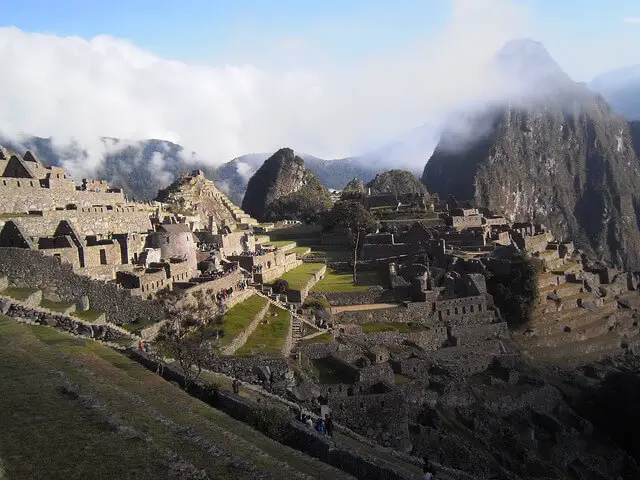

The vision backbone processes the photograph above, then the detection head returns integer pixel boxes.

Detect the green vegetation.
[302,296,331,309]
[71,309,105,322]
[302,333,334,344]
[311,268,383,293]
[272,263,325,290]
[235,305,291,356]
[394,374,410,385]
[488,255,542,327]
[40,299,74,313]
[219,295,269,347]
[0,315,337,479]
[291,246,311,256]
[361,322,425,334]
[263,240,297,248]
[2,287,39,301]
[322,200,377,235]
[120,318,159,334]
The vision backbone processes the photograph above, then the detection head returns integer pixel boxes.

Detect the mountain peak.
[494,38,571,91]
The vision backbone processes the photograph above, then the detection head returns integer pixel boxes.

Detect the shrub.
[273,279,289,294]
[247,407,290,442]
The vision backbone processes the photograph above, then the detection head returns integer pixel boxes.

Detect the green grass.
[302,333,334,344]
[291,246,312,256]
[71,309,105,322]
[360,322,425,334]
[2,287,39,300]
[40,299,75,313]
[263,240,297,248]
[311,268,384,293]
[271,263,325,290]
[0,314,345,480]
[218,295,269,347]
[394,374,410,385]
[235,305,291,356]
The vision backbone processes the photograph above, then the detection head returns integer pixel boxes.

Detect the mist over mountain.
[423,39,640,269]
[590,65,640,121]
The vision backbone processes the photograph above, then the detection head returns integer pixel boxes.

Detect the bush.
[488,255,541,327]
[247,407,290,442]
[273,279,289,294]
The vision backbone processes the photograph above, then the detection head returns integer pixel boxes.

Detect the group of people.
[215,286,234,305]
[297,411,334,437]
[137,341,151,353]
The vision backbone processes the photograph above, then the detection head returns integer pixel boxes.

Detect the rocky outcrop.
[367,170,428,196]
[242,148,332,222]
[423,40,640,269]
[342,178,366,196]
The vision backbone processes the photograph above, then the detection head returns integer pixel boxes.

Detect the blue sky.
[2,0,639,74]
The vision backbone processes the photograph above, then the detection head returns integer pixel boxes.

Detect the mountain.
[590,65,640,121]
[423,39,640,269]
[241,148,332,222]
[0,133,384,204]
[366,169,428,195]
[218,153,382,205]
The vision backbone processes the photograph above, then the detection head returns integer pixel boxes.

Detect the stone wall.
[0,248,166,325]
[0,181,127,213]
[320,287,395,307]
[299,341,341,360]
[451,322,508,346]
[1,299,127,341]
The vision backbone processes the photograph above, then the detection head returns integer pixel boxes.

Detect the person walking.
[324,414,334,437]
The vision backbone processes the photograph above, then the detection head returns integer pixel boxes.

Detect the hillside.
[423,39,640,269]
[366,169,428,195]
[0,315,349,479]
[241,148,332,222]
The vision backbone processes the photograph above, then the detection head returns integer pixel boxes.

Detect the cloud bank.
[623,17,640,24]
[6,0,627,176]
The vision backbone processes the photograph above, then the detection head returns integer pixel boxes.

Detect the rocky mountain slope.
[156,170,255,226]
[367,169,429,195]
[241,148,332,222]
[423,39,640,269]
[590,65,640,121]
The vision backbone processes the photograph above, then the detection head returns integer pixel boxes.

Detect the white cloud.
[5,0,623,173]
[623,17,640,24]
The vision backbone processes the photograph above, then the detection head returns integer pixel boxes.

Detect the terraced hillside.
[0,315,351,480]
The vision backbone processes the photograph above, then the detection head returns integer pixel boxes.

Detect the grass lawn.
[235,305,291,356]
[361,322,425,334]
[218,295,269,347]
[2,287,39,301]
[302,333,334,345]
[394,374,411,385]
[40,299,75,313]
[0,314,343,480]
[263,239,297,248]
[272,263,325,290]
[71,309,105,322]
[311,268,384,293]
[292,246,312,256]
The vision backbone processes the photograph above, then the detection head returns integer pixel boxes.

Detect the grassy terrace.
[2,287,39,301]
[302,333,334,344]
[271,262,326,290]
[71,309,105,322]
[311,268,384,293]
[262,239,297,248]
[0,315,344,480]
[218,294,269,348]
[235,305,291,356]
[40,299,75,313]
[361,322,426,334]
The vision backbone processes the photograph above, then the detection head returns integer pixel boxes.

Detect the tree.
[155,319,218,391]
[323,200,377,282]
[272,278,289,294]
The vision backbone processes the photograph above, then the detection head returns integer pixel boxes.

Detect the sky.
[0,0,640,173]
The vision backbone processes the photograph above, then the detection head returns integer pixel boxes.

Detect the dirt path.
[331,303,400,313]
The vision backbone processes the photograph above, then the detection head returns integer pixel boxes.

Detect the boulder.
[0,276,8,291]
[0,298,13,314]
[76,295,90,312]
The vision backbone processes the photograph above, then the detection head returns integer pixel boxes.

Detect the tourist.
[232,378,240,394]
[305,415,314,429]
[324,414,334,437]
[315,418,326,435]
[422,458,436,480]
